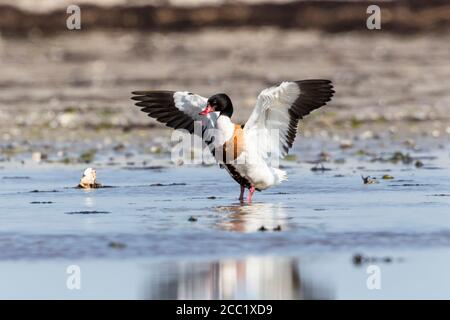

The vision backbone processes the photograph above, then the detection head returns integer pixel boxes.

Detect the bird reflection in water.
[215,202,291,232]
[144,256,331,299]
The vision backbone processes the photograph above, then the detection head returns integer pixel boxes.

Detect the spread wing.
[131,91,217,143]
[244,80,334,159]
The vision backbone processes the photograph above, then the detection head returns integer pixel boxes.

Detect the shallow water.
[1,143,450,299]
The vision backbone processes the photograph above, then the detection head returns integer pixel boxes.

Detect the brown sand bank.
[1,28,449,151]
[1,1,450,36]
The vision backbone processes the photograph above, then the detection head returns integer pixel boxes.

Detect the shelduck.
[132,80,334,202]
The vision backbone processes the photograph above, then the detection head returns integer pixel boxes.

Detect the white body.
[133,80,333,196]
[213,83,301,190]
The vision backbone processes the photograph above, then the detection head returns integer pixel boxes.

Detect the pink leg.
[239,185,245,202]
[246,185,255,203]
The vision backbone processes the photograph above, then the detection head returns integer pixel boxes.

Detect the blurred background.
[1,0,450,300]
[0,0,449,162]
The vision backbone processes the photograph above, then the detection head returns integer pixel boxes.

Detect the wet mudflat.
[1,25,450,299]
[1,137,449,299]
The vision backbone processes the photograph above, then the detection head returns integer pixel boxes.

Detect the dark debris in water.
[72,185,115,189]
[3,176,30,180]
[124,166,166,171]
[65,211,111,215]
[76,182,103,189]
[30,201,53,204]
[207,196,217,199]
[29,189,60,193]
[362,175,378,184]
[79,149,97,164]
[258,226,268,232]
[273,225,282,232]
[311,163,332,172]
[415,160,424,168]
[108,241,126,249]
[352,253,402,266]
[369,151,421,165]
[188,216,198,222]
[388,151,413,164]
[150,183,187,187]
[388,183,435,187]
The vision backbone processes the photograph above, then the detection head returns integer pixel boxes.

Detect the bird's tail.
[272,167,288,185]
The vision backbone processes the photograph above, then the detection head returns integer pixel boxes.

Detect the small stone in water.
[258,225,268,232]
[415,160,424,168]
[284,154,297,161]
[150,146,162,154]
[360,130,374,140]
[382,174,394,180]
[79,149,96,163]
[188,216,198,222]
[362,175,378,184]
[78,168,102,189]
[108,242,126,249]
[353,254,364,265]
[339,139,353,149]
[32,152,42,163]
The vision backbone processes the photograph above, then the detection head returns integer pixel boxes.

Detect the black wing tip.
[295,79,335,100]
[297,79,333,87]
[295,79,333,87]
[296,79,332,84]
[131,90,176,96]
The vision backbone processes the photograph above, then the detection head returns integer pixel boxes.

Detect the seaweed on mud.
[415,160,424,168]
[3,176,30,180]
[388,183,435,187]
[29,189,60,193]
[65,211,111,215]
[108,241,126,249]
[283,154,297,162]
[389,151,413,164]
[362,175,378,184]
[311,163,332,172]
[71,185,115,189]
[113,143,126,152]
[76,183,103,189]
[370,151,426,165]
[123,166,166,171]
[150,183,187,187]
[352,254,402,266]
[79,149,97,164]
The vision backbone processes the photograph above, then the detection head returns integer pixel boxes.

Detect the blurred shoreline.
[1,28,449,155]
[1,1,449,160]
[1,0,450,36]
